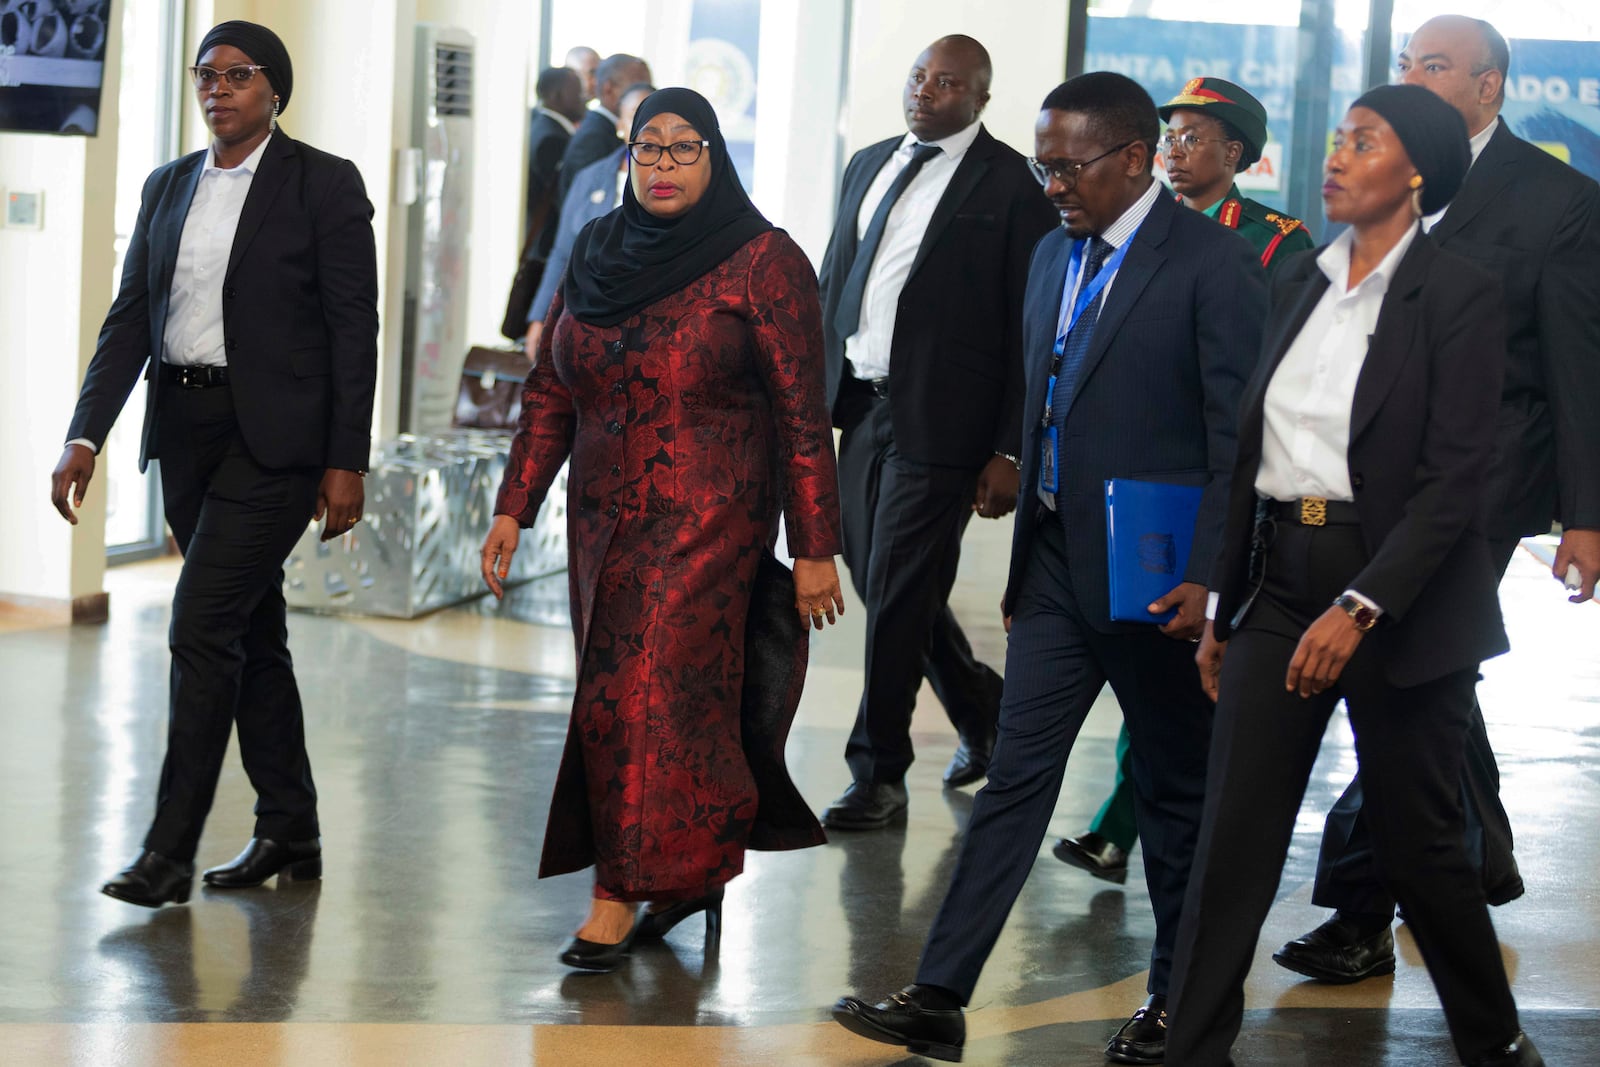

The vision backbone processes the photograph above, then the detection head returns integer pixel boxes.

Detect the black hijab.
[563,87,772,327]
[196,21,293,113]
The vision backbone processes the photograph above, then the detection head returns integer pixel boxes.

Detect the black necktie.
[833,142,943,339]
[1051,237,1115,422]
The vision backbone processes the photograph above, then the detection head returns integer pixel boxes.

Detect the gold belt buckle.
[1300,496,1327,527]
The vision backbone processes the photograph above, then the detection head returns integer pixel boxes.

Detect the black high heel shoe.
[559,916,640,973]
[635,887,725,943]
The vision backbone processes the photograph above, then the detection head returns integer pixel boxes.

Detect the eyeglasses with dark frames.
[189,64,270,90]
[1027,140,1135,188]
[626,140,711,167]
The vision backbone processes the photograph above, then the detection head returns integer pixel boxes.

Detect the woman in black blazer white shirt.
[1165,85,1542,1067]
[50,22,378,909]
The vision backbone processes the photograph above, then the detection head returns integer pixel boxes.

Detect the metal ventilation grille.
[434,44,472,116]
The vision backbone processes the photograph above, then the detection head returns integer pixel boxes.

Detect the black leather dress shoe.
[203,838,322,888]
[1105,994,1167,1064]
[1272,913,1396,983]
[832,985,965,1062]
[1052,831,1129,884]
[101,851,194,908]
[942,736,993,789]
[1465,1031,1545,1066]
[820,780,909,831]
[559,922,638,973]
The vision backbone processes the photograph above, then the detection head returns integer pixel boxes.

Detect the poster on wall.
[1088,17,1600,202]
[0,0,113,135]
[686,0,759,191]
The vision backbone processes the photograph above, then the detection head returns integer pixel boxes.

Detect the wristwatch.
[1332,594,1378,632]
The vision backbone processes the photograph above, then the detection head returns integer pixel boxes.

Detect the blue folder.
[1104,478,1204,624]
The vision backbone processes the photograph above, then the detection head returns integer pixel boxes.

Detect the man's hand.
[1285,606,1365,698]
[525,319,544,362]
[1151,581,1207,641]
[973,455,1020,519]
[50,444,96,525]
[1553,527,1600,603]
[794,556,846,630]
[315,468,365,542]
[481,514,522,599]
[1195,620,1227,703]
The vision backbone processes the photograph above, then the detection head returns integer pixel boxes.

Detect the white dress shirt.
[1037,177,1163,511]
[164,133,273,368]
[843,119,984,380]
[1422,117,1498,232]
[67,135,271,453]
[537,106,577,136]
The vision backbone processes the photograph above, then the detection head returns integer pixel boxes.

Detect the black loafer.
[1465,1031,1545,1066]
[1105,994,1167,1064]
[1272,913,1396,983]
[101,851,195,908]
[942,736,993,789]
[832,985,965,1062]
[1052,831,1130,884]
[820,780,909,831]
[203,838,322,888]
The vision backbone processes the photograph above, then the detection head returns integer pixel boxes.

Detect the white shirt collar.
[1316,221,1419,294]
[539,107,577,135]
[1099,176,1163,250]
[900,118,984,162]
[1467,115,1499,167]
[593,103,620,126]
[204,132,273,176]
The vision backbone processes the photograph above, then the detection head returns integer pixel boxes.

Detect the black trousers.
[836,393,1002,784]
[916,515,1212,1001]
[1312,536,1524,915]
[1165,520,1519,1066]
[143,380,323,862]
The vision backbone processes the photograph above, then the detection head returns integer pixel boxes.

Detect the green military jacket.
[1207,184,1315,277]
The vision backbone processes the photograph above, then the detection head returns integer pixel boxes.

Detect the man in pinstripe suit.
[832,73,1266,1065]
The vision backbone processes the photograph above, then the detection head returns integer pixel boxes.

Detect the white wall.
[0,10,122,605]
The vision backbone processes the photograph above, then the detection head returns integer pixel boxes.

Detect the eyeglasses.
[626,140,711,166]
[1027,141,1134,188]
[189,64,270,90]
[1158,131,1231,156]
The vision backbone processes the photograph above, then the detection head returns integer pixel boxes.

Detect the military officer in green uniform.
[1159,76,1314,276]
[1051,76,1315,887]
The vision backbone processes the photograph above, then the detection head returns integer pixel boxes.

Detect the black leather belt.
[1260,496,1361,527]
[864,376,890,398]
[162,363,230,388]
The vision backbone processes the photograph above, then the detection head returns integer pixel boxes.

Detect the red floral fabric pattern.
[495,231,842,900]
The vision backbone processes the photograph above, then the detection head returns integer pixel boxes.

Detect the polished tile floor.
[1,522,1595,1066]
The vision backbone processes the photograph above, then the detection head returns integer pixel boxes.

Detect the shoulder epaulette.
[1218,199,1243,229]
[1262,211,1305,237]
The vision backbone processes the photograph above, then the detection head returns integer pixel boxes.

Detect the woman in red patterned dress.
[481,88,845,973]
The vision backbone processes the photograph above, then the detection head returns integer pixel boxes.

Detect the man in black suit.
[815,35,1056,831]
[1274,14,1600,984]
[832,73,1266,1064]
[49,21,378,908]
[526,67,586,229]
[556,53,651,206]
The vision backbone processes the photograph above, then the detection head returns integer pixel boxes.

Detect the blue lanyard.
[1055,235,1134,349]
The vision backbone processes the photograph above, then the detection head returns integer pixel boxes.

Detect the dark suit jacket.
[817,125,1057,468]
[1430,119,1600,535]
[66,133,379,473]
[529,147,625,326]
[557,109,622,207]
[1004,189,1266,632]
[1212,235,1511,687]
[525,108,574,257]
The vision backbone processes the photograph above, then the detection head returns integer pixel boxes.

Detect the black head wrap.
[1350,84,1469,215]
[197,21,293,113]
[563,87,772,327]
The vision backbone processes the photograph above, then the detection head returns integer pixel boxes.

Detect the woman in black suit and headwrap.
[1166,85,1542,1067]
[52,21,378,907]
